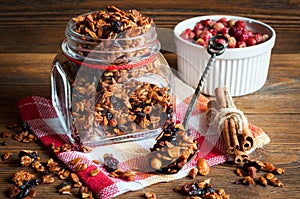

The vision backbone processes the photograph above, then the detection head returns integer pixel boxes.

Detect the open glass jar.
[51,8,176,147]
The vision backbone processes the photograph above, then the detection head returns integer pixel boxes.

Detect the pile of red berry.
[180,17,270,48]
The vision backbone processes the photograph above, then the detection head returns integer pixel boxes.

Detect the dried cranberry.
[104,154,119,172]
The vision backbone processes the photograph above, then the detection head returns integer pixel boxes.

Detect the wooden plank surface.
[0,0,299,199]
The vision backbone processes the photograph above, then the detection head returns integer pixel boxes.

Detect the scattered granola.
[149,122,198,174]
[174,179,230,199]
[234,160,285,187]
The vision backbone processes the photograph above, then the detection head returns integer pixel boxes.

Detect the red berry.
[201,30,212,41]
[228,37,237,48]
[221,27,229,35]
[209,28,218,36]
[193,22,204,32]
[228,20,236,27]
[215,38,227,46]
[218,17,228,26]
[238,32,249,42]
[235,20,246,29]
[236,41,246,48]
[213,22,225,32]
[262,34,270,42]
[196,38,207,47]
[229,26,244,38]
[254,33,263,44]
[246,37,257,46]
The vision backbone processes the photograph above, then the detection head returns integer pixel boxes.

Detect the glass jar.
[51,11,176,147]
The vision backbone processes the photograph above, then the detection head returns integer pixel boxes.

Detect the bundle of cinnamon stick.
[206,87,254,165]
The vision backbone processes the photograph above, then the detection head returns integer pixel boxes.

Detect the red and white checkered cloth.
[17,80,270,199]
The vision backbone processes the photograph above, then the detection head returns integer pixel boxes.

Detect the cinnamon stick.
[232,150,249,165]
[215,87,226,109]
[229,117,240,151]
[241,127,254,151]
[222,118,234,154]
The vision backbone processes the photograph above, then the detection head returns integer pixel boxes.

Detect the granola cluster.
[149,123,198,174]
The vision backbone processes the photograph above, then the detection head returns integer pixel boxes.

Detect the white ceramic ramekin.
[174,15,276,96]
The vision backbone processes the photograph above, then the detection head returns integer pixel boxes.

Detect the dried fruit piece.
[197,158,210,176]
[104,153,119,172]
[247,166,257,178]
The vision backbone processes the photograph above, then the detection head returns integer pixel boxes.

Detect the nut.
[89,168,100,177]
[269,177,284,187]
[70,157,81,166]
[235,168,246,177]
[75,163,88,172]
[273,167,285,175]
[265,172,275,181]
[240,176,255,185]
[262,162,275,172]
[42,175,55,184]
[150,158,162,170]
[144,192,157,199]
[1,152,11,161]
[189,168,199,179]
[197,158,210,176]
[258,176,268,186]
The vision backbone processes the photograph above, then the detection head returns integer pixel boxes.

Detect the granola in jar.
[51,6,175,146]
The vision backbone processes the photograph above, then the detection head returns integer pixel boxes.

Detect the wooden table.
[0,1,299,198]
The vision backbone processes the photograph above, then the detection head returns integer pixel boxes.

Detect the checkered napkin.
[17,78,270,199]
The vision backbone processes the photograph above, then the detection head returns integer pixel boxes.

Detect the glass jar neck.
[62,15,161,66]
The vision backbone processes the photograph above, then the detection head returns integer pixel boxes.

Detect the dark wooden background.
[0,0,299,198]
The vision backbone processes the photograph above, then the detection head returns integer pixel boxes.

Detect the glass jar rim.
[65,11,157,43]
